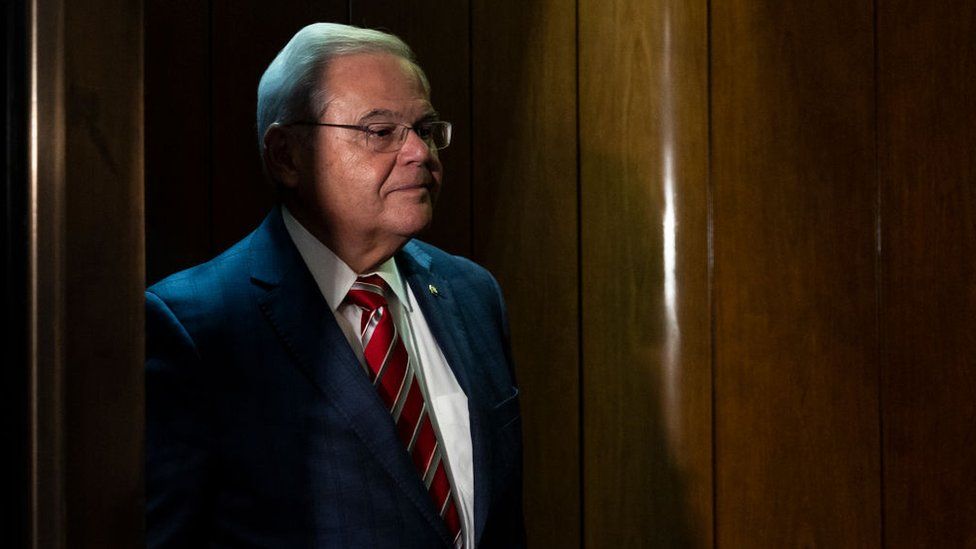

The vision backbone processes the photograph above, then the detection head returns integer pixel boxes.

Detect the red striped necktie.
[346,274,463,546]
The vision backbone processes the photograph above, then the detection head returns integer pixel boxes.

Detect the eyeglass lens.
[366,122,451,152]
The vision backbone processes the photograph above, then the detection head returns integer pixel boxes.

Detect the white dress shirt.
[282,206,473,547]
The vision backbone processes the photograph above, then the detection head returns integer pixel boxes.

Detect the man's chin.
[406,218,434,238]
[393,208,434,239]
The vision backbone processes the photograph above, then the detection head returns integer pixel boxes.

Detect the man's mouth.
[390,180,433,194]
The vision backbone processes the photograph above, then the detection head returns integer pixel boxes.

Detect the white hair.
[256,23,429,158]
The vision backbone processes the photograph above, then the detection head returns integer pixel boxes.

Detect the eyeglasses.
[289,120,452,153]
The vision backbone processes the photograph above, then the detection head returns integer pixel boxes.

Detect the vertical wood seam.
[873,0,886,545]
[206,0,214,258]
[706,0,717,546]
[467,0,474,257]
[574,0,584,547]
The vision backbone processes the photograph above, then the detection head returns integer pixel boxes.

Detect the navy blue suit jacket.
[146,208,524,548]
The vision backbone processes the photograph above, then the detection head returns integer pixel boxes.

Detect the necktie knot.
[346,274,390,311]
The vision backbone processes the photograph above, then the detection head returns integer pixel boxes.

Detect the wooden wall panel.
[209,1,347,252]
[145,0,212,284]
[471,2,579,545]
[579,1,711,546]
[350,0,472,256]
[63,0,144,545]
[879,2,976,546]
[29,0,68,543]
[710,1,881,545]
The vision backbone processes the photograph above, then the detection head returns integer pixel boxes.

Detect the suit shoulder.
[403,240,508,321]
[405,239,497,285]
[146,231,255,321]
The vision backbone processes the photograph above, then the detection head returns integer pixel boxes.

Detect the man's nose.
[398,127,434,162]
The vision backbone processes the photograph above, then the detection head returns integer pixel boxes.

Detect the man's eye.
[367,125,397,139]
[415,124,433,139]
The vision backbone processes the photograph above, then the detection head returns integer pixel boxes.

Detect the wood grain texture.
[579,1,712,546]
[145,0,212,283]
[209,0,347,252]
[63,0,144,545]
[471,2,579,545]
[878,2,976,546]
[29,1,68,544]
[710,1,881,545]
[350,0,473,257]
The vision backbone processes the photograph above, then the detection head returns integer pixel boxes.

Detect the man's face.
[293,52,443,250]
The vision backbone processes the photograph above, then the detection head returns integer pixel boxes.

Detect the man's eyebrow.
[357,109,397,123]
[357,108,440,124]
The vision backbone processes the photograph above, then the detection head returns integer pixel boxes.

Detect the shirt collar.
[281,205,413,312]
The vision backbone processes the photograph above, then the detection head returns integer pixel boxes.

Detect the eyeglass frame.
[286,120,452,153]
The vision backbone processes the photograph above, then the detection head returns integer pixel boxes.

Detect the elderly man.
[146,23,524,548]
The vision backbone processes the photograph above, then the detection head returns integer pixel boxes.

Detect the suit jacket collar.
[248,208,492,545]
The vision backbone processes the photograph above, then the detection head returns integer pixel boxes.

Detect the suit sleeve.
[145,290,214,547]
[489,273,519,390]
[488,274,528,547]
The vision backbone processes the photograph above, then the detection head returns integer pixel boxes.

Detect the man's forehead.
[323,53,426,91]
[319,53,433,118]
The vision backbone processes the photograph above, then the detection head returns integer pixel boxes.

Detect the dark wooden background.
[143,0,976,547]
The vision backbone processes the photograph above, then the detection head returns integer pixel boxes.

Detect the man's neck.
[282,204,406,274]
[331,238,403,274]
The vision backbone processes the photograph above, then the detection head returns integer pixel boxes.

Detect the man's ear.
[263,123,303,189]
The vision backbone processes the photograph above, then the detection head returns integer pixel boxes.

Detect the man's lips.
[388,180,434,193]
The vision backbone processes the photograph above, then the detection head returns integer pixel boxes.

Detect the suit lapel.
[397,242,494,546]
[248,210,453,545]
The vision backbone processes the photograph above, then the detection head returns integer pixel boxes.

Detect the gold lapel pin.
[428,284,439,296]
